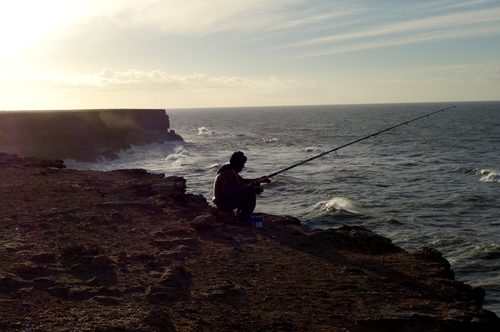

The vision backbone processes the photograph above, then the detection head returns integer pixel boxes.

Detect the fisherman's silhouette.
[213,151,271,222]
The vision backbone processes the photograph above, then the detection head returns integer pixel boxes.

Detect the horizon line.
[1,99,499,112]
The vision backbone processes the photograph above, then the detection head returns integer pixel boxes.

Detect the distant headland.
[0,109,183,162]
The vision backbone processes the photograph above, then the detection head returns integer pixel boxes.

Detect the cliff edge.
[0,109,183,162]
[0,153,498,331]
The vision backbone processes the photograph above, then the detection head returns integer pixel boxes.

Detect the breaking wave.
[471,244,500,260]
[208,163,221,170]
[304,196,365,220]
[196,127,216,136]
[164,145,191,167]
[259,137,280,144]
[477,169,500,183]
[304,146,322,152]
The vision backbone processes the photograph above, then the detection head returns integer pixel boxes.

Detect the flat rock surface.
[0,153,499,331]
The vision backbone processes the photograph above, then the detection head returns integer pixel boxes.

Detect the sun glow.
[0,0,88,60]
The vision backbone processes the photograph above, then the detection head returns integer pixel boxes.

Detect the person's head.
[229,151,247,172]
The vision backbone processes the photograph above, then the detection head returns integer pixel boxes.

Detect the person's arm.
[241,176,271,184]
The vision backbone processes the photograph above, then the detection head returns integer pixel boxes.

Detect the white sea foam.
[471,244,500,260]
[304,146,321,152]
[197,127,215,136]
[208,163,221,170]
[65,141,179,172]
[323,197,358,213]
[304,196,362,220]
[164,145,190,166]
[478,169,500,183]
[259,137,280,144]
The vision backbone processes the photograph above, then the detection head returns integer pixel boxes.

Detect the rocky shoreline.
[1,152,499,331]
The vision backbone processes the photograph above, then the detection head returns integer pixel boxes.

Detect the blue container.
[250,214,264,228]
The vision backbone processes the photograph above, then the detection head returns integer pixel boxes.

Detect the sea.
[67,101,500,314]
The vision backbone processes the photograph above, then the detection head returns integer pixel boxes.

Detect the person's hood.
[217,164,233,174]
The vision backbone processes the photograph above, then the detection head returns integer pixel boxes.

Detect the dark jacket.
[213,164,250,211]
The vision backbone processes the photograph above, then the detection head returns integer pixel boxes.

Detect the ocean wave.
[208,163,221,170]
[384,217,404,225]
[259,137,280,144]
[304,146,322,152]
[477,169,500,183]
[303,196,365,220]
[471,244,500,260]
[65,141,181,171]
[446,166,476,174]
[196,127,216,136]
[164,145,190,166]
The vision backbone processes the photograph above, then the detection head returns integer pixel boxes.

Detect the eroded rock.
[159,265,192,289]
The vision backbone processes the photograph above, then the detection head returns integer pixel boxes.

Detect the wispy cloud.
[444,0,495,10]
[2,68,313,92]
[282,2,500,58]
[296,25,500,58]
[442,62,500,81]
[97,0,356,35]
[284,7,500,48]
[95,68,312,91]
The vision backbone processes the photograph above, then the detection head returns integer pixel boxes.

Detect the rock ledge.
[0,153,498,331]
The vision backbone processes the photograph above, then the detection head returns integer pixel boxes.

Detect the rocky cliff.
[0,153,499,331]
[0,109,182,162]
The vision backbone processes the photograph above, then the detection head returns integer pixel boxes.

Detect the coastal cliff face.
[0,153,499,331]
[0,109,183,162]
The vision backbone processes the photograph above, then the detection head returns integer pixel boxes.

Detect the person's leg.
[214,201,237,223]
[237,186,256,222]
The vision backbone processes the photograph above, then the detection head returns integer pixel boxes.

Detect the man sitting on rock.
[213,151,270,222]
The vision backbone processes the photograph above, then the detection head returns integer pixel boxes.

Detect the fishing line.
[266,105,456,178]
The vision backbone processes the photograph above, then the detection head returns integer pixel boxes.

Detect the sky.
[1,0,500,109]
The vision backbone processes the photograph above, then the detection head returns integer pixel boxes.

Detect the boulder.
[191,213,216,232]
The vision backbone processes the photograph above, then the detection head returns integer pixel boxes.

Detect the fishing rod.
[265,105,456,179]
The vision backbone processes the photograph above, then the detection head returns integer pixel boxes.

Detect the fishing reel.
[251,181,264,195]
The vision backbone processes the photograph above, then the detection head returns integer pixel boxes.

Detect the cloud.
[447,63,500,81]
[295,24,500,58]
[377,60,500,85]
[284,6,500,49]
[76,0,360,36]
[3,68,314,92]
[0,68,319,109]
[94,69,314,92]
